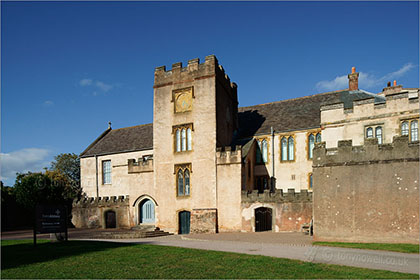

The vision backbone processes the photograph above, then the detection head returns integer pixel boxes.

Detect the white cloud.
[315,75,348,92]
[79,79,93,86]
[0,148,51,184]
[316,63,416,92]
[95,81,113,92]
[79,78,114,93]
[43,100,54,107]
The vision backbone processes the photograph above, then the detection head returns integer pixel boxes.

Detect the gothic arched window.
[262,139,268,163]
[288,137,294,161]
[308,134,315,159]
[316,133,322,143]
[177,169,184,196]
[281,137,287,161]
[184,169,190,195]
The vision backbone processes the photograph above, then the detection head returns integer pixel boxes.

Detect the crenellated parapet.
[73,195,130,207]
[216,145,242,165]
[154,55,236,91]
[313,136,419,168]
[128,156,153,173]
[241,189,312,203]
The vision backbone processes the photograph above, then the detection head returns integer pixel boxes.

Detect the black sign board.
[34,204,68,245]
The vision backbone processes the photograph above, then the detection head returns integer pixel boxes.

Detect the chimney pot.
[108,121,112,129]
[393,80,397,86]
[351,67,356,74]
[387,81,391,87]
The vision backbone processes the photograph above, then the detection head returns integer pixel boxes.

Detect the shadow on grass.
[1,240,152,270]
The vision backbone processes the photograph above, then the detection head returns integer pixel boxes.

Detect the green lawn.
[313,241,420,254]
[1,240,418,279]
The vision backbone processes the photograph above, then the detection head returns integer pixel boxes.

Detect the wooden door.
[140,199,155,224]
[105,211,116,228]
[178,211,190,234]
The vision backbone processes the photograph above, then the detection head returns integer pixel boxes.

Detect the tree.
[14,171,72,210]
[50,153,82,199]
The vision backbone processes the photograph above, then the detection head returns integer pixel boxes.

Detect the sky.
[1,1,419,186]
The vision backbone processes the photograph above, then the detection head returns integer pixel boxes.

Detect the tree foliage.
[50,153,80,187]
[14,171,74,209]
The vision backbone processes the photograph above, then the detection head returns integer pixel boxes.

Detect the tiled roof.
[81,89,387,156]
[237,89,386,138]
[237,91,341,138]
[80,124,153,157]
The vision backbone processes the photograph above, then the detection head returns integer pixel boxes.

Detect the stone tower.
[152,55,238,233]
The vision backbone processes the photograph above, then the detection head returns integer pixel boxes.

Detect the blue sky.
[1,1,419,186]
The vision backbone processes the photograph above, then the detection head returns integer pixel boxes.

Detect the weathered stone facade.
[241,190,312,232]
[72,196,130,228]
[313,137,419,244]
[75,56,419,241]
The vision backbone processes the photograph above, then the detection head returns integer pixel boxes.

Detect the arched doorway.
[255,207,272,232]
[139,199,155,224]
[178,211,190,234]
[105,210,116,228]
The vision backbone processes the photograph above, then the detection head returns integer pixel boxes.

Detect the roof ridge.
[239,88,347,110]
[111,123,153,132]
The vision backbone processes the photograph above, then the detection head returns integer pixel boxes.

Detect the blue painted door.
[140,199,155,224]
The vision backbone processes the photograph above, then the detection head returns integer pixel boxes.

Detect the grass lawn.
[313,241,420,254]
[1,240,418,279]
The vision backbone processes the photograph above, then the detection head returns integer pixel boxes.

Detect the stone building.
[73,55,419,239]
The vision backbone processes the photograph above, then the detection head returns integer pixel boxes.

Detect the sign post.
[34,204,68,246]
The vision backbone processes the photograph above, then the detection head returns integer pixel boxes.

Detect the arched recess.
[133,195,158,225]
[248,203,275,232]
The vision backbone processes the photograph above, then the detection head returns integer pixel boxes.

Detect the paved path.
[75,234,419,275]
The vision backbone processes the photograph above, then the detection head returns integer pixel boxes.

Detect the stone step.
[92,230,173,239]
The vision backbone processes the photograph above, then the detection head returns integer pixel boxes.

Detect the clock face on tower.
[174,87,193,113]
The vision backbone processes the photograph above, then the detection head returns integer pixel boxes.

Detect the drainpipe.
[270,126,276,192]
[95,155,99,197]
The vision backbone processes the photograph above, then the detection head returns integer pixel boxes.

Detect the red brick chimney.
[348,66,359,91]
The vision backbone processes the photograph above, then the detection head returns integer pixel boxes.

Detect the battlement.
[73,195,130,207]
[313,136,419,168]
[216,145,242,165]
[241,189,312,203]
[128,156,153,173]
[154,55,236,89]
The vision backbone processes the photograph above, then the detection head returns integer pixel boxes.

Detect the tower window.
[175,163,192,197]
[173,124,193,153]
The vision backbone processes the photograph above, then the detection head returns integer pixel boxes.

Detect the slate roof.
[80,123,153,157]
[81,89,386,156]
[237,89,386,138]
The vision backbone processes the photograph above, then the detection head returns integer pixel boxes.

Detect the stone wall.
[241,189,313,232]
[72,196,131,228]
[313,136,419,244]
[216,146,243,232]
[191,208,217,233]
